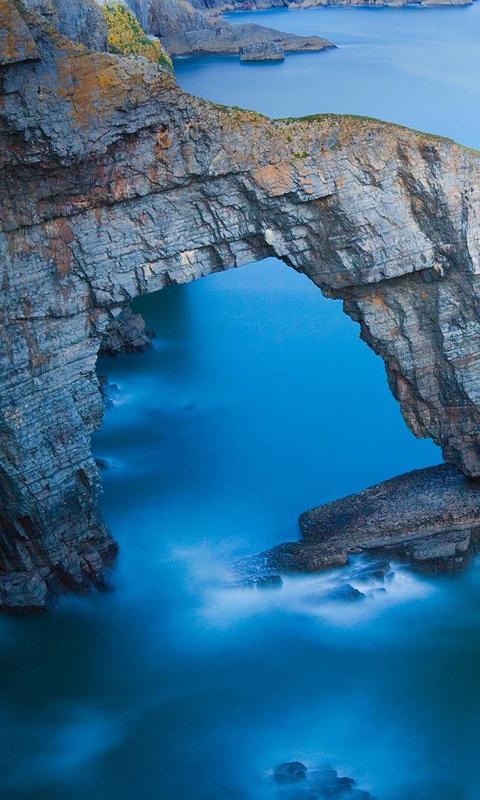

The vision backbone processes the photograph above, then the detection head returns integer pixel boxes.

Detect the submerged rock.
[353,559,391,582]
[272,762,372,798]
[274,762,308,784]
[323,583,365,602]
[240,42,285,61]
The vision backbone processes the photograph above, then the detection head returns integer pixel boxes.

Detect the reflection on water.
[4,6,480,797]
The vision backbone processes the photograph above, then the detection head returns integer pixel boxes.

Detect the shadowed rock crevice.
[2,0,480,609]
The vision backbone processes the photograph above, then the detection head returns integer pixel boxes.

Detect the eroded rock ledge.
[2,0,480,609]
[251,465,480,577]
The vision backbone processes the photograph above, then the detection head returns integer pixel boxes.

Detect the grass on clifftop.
[101,2,173,72]
[276,112,480,154]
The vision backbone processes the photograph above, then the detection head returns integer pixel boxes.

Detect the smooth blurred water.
[4,8,480,800]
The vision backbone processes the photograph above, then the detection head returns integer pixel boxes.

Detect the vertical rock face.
[21,0,108,50]
[2,0,480,609]
[0,0,39,63]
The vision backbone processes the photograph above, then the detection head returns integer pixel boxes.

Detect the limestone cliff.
[2,0,480,609]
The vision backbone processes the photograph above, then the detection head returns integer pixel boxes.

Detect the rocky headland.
[124,0,334,58]
[3,0,480,610]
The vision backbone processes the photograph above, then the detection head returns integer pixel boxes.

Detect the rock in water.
[323,584,365,602]
[272,762,372,798]
[274,762,308,783]
[240,42,285,61]
[99,308,153,356]
[251,465,480,578]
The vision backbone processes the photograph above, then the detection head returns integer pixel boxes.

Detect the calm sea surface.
[4,8,480,799]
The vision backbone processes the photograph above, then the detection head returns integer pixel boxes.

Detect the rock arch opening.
[94,258,440,574]
[3,3,480,607]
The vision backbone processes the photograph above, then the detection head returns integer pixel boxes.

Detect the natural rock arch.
[2,0,480,608]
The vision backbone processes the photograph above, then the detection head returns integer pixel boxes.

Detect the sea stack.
[240,41,285,61]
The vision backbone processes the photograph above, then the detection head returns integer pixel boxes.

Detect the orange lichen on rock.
[44,218,75,276]
[252,163,293,196]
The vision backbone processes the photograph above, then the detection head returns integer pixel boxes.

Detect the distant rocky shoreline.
[196,0,472,10]
[121,0,474,63]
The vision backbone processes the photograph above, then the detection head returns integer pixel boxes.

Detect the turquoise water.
[5,7,480,799]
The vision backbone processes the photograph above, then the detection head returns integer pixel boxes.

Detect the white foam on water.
[196,555,436,632]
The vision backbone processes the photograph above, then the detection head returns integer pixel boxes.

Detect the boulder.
[274,762,308,784]
[240,41,285,61]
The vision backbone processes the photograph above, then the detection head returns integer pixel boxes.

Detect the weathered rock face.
[99,308,153,356]
[22,0,108,50]
[2,1,480,609]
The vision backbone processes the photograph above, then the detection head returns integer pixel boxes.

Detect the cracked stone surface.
[2,0,480,608]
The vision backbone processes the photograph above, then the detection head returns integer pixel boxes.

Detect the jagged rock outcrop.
[100,308,153,356]
[124,0,334,57]
[2,0,480,609]
[239,41,284,60]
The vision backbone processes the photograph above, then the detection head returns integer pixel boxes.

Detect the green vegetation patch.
[101,2,173,72]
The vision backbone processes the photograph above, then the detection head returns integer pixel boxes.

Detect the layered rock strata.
[2,1,480,608]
